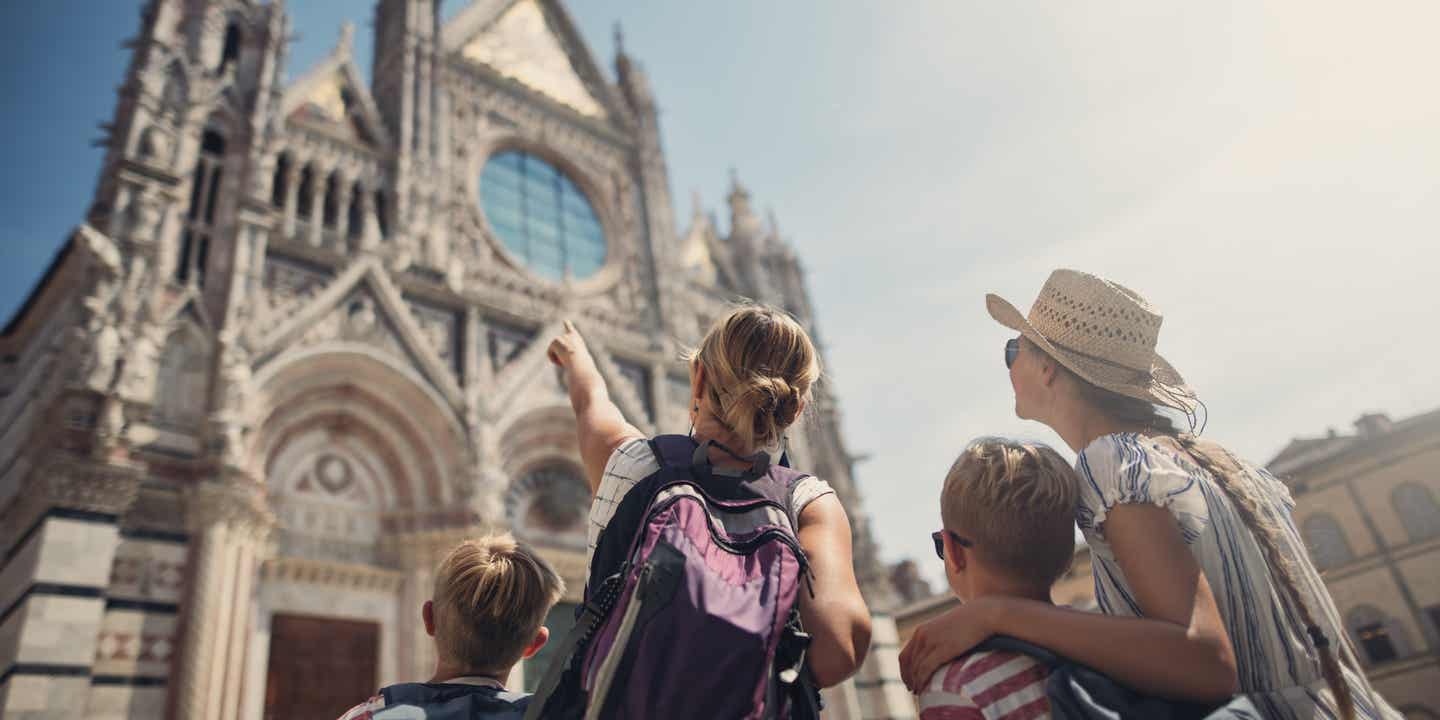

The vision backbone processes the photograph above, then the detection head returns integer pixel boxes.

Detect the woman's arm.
[900,503,1238,701]
[546,321,644,493]
[795,494,873,687]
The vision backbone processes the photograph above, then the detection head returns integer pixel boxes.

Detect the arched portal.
[239,347,470,719]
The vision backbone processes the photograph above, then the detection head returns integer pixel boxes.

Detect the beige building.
[1268,409,1440,719]
[0,1,913,718]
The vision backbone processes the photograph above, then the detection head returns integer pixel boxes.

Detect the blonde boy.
[918,438,1078,720]
[338,534,565,720]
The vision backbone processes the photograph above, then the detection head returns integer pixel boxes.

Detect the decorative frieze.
[259,556,404,592]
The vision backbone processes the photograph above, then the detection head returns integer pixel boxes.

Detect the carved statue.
[138,124,173,165]
[216,339,252,417]
[120,325,162,402]
[82,313,122,391]
[127,187,164,245]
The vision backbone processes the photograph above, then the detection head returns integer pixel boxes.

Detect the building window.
[271,153,290,208]
[1301,513,1354,571]
[1392,482,1440,543]
[322,171,340,229]
[219,23,241,71]
[1347,605,1410,665]
[374,189,389,239]
[297,164,315,218]
[176,129,225,286]
[479,150,606,280]
[505,463,589,548]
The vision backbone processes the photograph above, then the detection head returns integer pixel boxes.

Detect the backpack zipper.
[645,493,811,580]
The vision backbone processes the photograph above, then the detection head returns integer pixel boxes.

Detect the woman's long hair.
[1035,341,1357,719]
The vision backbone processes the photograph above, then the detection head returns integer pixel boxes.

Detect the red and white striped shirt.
[918,649,1051,720]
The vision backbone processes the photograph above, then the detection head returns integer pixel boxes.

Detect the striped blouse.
[1075,433,1401,720]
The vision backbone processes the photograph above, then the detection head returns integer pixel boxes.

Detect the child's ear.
[521,625,550,660]
[422,600,437,638]
[943,534,967,575]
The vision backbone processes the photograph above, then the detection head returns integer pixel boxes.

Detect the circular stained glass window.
[479,150,606,280]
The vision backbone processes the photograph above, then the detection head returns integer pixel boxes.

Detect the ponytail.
[1173,435,1356,720]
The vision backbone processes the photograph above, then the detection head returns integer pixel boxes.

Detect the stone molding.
[259,556,404,592]
[0,455,141,556]
[184,481,275,543]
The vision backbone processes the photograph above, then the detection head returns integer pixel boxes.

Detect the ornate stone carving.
[0,456,142,554]
[118,324,161,403]
[185,481,275,541]
[260,253,332,319]
[406,298,460,379]
[80,313,122,392]
[137,124,174,166]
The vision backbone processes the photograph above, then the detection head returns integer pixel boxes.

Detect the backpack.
[374,682,531,719]
[525,435,822,720]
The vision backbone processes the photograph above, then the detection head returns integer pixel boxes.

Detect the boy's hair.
[941,438,1079,589]
[432,534,565,673]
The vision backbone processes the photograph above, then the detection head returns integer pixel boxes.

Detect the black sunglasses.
[931,529,973,560]
[1005,338,1020,369]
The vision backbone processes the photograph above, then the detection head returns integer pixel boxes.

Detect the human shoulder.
[335,694,385,720]
[918,655,984,720]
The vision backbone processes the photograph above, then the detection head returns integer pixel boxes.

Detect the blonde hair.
[941,438,1079,589]
[686,303,820,451]
[431,534,565,673]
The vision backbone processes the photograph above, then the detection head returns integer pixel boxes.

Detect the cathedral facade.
[0,1,913,718]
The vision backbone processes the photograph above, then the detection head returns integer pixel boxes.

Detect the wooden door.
[264,614,379,720]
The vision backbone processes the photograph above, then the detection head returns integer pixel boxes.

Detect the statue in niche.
[345,295,378,339]
[137,124,173,166]
[120,325,161,402]
[127,187,164,245]
[81,313,122,392]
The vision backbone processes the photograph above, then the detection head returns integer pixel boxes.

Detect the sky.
[3,1,1438,592]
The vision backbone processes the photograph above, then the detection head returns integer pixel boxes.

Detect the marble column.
[172,481,272,720]
[332,171,351,251]
[0,457,140,720]
[306,168,325,247]
[281,162,302,242]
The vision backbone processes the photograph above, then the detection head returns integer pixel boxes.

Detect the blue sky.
[4,1,1439,590]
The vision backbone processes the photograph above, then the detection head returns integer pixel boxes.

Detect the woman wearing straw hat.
[898,269,1400,720]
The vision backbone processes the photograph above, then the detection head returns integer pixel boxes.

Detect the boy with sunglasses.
[915,438,1078,720]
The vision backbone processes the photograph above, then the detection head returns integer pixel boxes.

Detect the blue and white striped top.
[1075,433,1401,720]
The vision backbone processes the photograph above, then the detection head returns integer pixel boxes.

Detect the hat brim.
[985,293,1197,414]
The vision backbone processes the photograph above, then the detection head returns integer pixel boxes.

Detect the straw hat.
[986,269,1199,413]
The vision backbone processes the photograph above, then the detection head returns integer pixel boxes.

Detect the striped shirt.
[919,650,1050,720]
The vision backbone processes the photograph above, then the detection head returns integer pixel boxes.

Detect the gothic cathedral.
[0,2,913,718]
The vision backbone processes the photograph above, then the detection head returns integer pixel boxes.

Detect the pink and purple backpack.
[524,435,822,719]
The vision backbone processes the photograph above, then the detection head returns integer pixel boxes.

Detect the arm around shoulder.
[795,493,872,688]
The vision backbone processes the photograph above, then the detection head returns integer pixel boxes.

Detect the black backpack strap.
[522,600,611,720]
